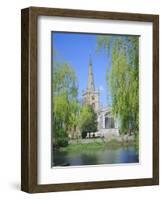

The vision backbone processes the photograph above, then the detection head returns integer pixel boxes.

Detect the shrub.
[55,129,69,147]
[81,131,87,139]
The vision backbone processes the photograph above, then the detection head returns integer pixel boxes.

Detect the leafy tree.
[79,105,97,138]
[97,35,139,135]
[68,101,81,139]
[53,63,78,147]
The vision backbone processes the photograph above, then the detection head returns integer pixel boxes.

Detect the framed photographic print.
[21,7,159,193]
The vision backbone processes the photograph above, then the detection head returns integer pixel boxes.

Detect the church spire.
[87,55,95,91]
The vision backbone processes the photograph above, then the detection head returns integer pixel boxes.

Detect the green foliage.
[53,63,79,147]
[55,129,69,147]
[97,35,139,135]
[79,105,98,138]
[53,63,78,100]
[68,100,81,139]
[96,35,112,54]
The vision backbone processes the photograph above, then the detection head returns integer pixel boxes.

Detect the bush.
[55,129,69,147]
[81,131,87,139]
[56,137,68,147]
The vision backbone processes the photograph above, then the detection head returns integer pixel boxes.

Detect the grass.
[59,139,137,153]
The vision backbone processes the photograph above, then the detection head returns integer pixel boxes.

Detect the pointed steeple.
[87,55,95,91]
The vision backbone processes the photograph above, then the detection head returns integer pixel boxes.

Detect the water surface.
[53,145,139,167]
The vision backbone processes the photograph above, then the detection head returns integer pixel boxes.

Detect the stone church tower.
[82,56,100,112]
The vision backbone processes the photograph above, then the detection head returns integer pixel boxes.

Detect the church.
[82,56,119,138]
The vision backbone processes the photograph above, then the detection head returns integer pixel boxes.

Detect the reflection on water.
[53,145,139,167]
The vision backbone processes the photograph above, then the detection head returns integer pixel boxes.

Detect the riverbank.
[69,133,136,143]
[53,139,139,166]
[58,139,138,154]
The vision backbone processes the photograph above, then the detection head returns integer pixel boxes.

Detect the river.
[53,145,139,167]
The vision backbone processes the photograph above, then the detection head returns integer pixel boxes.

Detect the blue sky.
[52,32,112,107]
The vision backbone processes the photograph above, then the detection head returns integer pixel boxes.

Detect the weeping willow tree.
[53,62,79,147]
[97,35,139,135]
